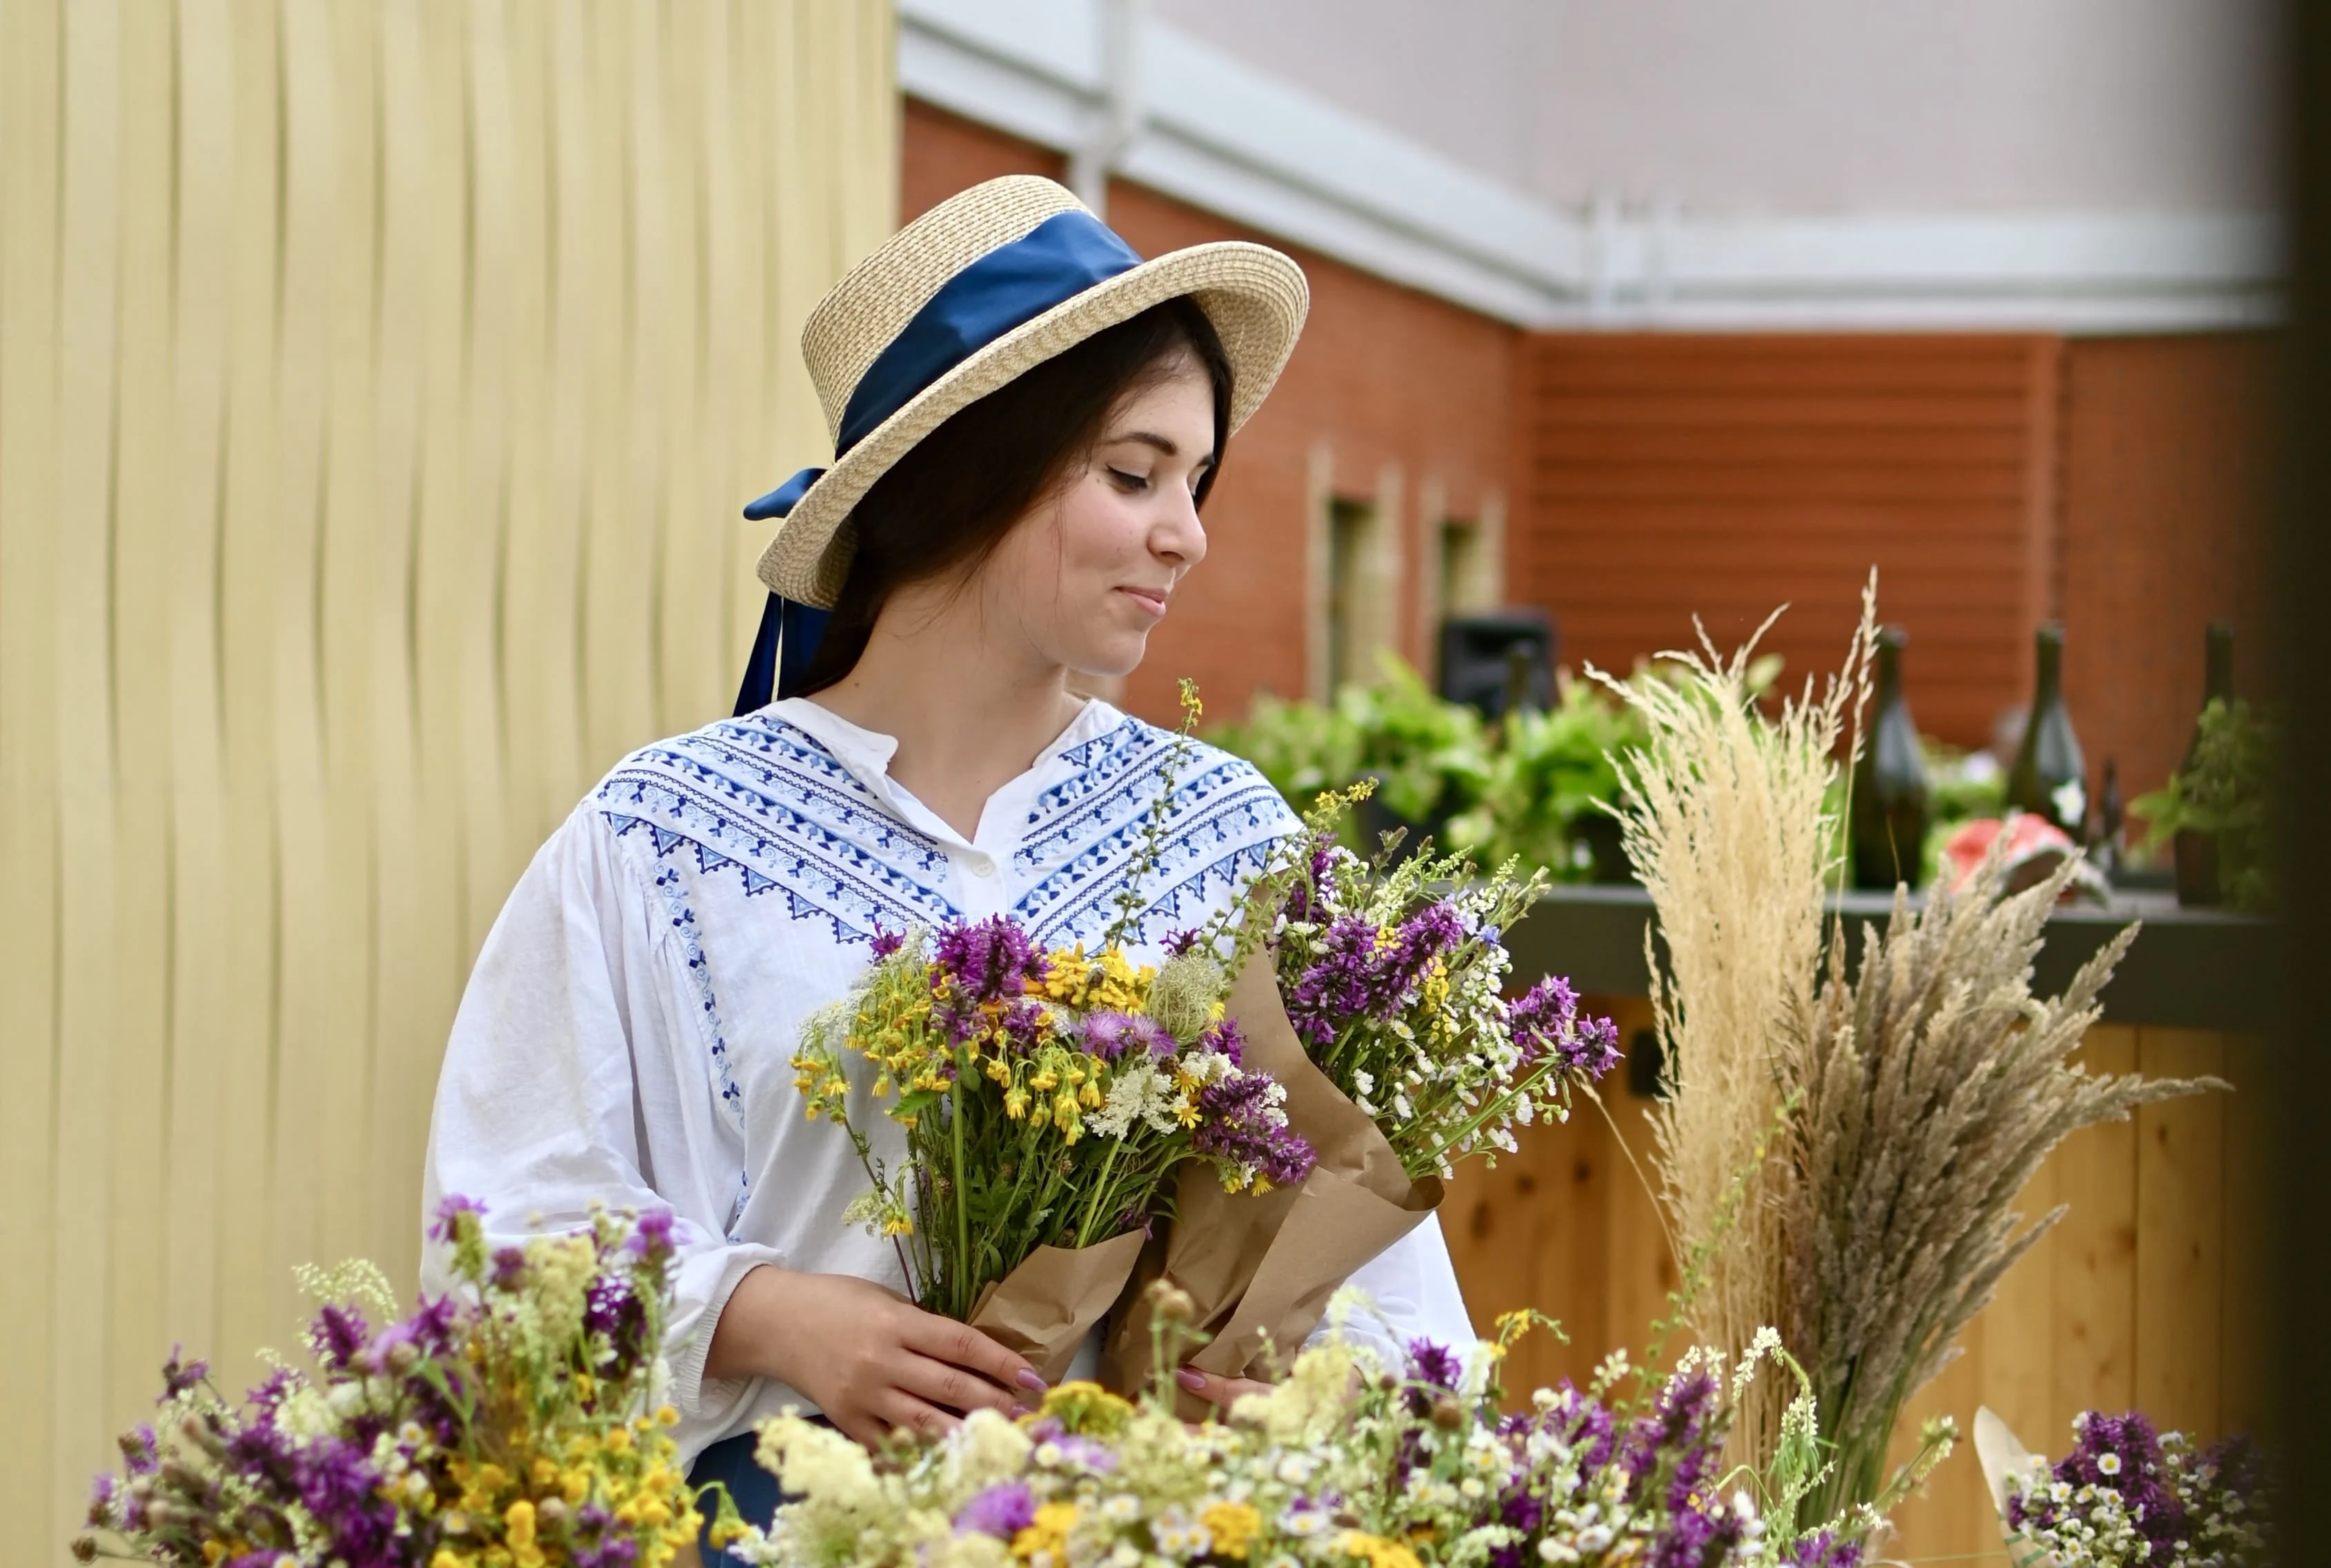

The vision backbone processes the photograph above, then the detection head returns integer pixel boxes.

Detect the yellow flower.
[1004,1086,1029,1119]
[1011,1502,1080,1562]
[606,1426,633,1456]
[1338,1531,1423,1568]
[529,1456,558,1489]
[1202,1502,1263,1560]
[560,1468,591,1504]
[505,1500,546,1568]
[657,1404,681,1426]
[1035,1381,1134,1436]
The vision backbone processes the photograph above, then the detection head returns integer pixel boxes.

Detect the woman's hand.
[1174,1364,1272,1416]
[708,1267,1048,1447]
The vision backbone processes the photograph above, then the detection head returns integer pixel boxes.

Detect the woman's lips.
[1118,586,1169,618]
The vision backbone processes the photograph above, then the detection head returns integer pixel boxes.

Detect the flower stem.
[1074,1138,1126,1249]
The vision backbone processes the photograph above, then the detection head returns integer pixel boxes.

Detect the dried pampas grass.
[1778,849,2218,1520]
[1598,571,2220,1524]
[1590,587,1876,1465]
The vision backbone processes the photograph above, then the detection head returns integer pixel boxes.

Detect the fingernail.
[1015,1369,1049,1393]
[1176,1368,1207,1393]
[1012,1403,1036,1418]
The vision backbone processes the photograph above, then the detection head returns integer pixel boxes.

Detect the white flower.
[1151,1505,1212,1559]
[1576,1525,1616,1554]
[1276,1453,1316,1487]
[945,1408,1033,1493]
[2098,1452,2123,1476]
[1101,1494,1142,1524]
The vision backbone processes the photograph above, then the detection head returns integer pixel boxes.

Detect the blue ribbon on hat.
[733,210,1145,715]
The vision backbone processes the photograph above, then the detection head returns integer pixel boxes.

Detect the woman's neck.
[806,586,1088,842]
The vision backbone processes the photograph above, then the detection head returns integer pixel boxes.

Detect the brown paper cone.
[1102,953,1442,1407]
[966,1229,1149,1384]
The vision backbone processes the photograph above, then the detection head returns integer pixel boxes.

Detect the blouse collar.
[767,694,1126,851]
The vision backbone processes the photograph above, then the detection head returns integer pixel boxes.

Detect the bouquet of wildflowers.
[1271,786,1621,1180]
[75,1198,724,1568]
[791,911,1314,1370]
[1107,784,1616,1400]
[718,1295,1872,1568]
[1983,1407,2271,1568]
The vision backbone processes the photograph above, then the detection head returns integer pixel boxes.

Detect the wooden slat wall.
[1511,335,2061,749]
[0,2,897,1556]
[1445,1000,2272,1563]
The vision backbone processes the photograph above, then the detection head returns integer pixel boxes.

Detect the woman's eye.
[1108,467,1150,493]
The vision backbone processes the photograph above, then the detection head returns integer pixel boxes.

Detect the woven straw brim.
[757,240,1309,608]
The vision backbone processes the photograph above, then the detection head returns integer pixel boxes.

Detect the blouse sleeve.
[1302,1212,1478,1371]
[420,805,784,1442]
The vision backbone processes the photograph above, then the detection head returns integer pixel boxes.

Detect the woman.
[421,176,1474,1536]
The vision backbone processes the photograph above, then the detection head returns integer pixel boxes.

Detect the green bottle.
[1851,627,1931,889]
[2007,622,2086,836]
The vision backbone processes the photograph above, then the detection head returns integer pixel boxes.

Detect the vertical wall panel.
[1510,335,2061,749]
[0,3,897,1555]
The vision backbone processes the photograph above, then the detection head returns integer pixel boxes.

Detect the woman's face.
[976,355,1216,679]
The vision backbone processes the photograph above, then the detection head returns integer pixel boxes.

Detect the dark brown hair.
[795,295,1234,695]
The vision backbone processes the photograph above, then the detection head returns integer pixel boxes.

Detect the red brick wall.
[1509,335,2063,749]
[2059,335,2276,811]
[902,100,1520,726]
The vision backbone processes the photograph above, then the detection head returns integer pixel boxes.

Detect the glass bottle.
[2173,621,2234,905]
[2006,622,2086,836]
[1851,627,1931,889]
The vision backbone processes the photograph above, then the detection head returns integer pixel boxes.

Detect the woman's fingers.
[1173,1365,1273,1413]
[875,1388,960,1441]
[893,1349,1027,1418]
[900,1311,1049,1399]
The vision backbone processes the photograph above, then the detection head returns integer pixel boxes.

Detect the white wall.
[1153,0,2280,215]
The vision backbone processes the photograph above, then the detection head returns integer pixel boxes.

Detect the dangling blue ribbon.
[734,209,1146,714]
[733,468,831,714]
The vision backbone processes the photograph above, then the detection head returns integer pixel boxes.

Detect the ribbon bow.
[732,468,832,715]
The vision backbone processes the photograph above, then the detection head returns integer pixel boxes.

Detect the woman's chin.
[1064,634,1150,684]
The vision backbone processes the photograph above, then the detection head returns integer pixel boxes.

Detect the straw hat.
[746,175,1309,610]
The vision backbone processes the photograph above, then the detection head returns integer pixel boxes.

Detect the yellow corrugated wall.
[0,0,897,1551]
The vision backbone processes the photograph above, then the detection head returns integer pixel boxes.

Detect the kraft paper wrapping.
[1102,955,1443,1411]
[966,1229,1150,1384]
[1973,1406,2061,1568]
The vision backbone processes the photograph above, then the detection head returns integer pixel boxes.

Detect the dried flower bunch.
[2006,1411,2270,1567]
[792,915,1316,1322]
[1777,852,2214,1520]
[1219,784,1621,1181]
[719,1298,1868,1568]
[78,1199,706,1568]
[1591,601,1871,1465]
[1599,575,2219,1520]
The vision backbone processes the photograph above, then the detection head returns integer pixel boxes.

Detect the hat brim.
[756,240,1309,608]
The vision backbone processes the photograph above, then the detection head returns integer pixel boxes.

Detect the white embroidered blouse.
[421,696,1475,1465]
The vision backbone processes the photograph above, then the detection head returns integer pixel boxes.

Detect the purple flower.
[2049,1410,2185,1553]
[1192,1071,1316,1189]
[954,1481,1038,1538]
[1200,1018,1244,1066]
[869,925,906,960]
[428,1192,487,1241]
[1082,1011,1139,1062]
[308,1303,370,1372]
[1509,977,1620,1080]
[934,916,1048,1004]
[1784,1529,1863,1568]
[1407,1339,1463,1391]
[1283,904,1465,1049]
[159,1346,208,1400]
[490,1247,529,1291]
[118,1425,159,1477]
[291,1436,399,1564]
[628,1207,678,1264]
[1489,1487,1544,1568]
[584,1276,646,1358]
[1618,1368,1721,1512]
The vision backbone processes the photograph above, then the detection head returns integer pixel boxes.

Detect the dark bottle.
[1851,626,1931,889]
[2092,757,2123,877]
[2172,621,2234,905]
[2006,622,2087,836]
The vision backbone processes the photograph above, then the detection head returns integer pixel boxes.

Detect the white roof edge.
[899,0,2283,333]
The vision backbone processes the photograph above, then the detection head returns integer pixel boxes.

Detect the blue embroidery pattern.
[597,714,960,940]
[1014,719,1296,948]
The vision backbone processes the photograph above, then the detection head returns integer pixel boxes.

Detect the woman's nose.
[1154,485,1209,568]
